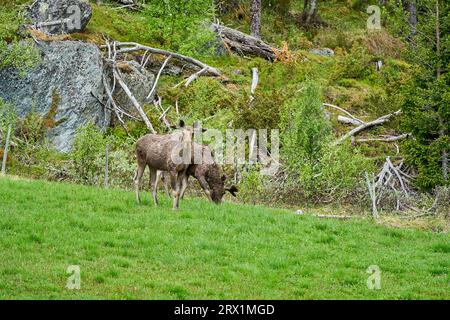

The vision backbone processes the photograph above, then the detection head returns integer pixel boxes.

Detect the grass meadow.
[0,177,448,299]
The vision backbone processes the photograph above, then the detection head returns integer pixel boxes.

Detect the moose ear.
[221,175,227,182]
[225,185,238,197]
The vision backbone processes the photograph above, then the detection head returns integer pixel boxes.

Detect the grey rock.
[114,60,156,116]
[309,48,334,57]
[26,0,92,35]
[0,41,110,152]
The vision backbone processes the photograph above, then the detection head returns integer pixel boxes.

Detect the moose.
[159,143,238,204]
[134,120,193,209]
[134,121,238,209]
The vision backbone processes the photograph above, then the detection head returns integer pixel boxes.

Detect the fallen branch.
[113,68,156,133]
[250,67,259,95]
[146,55,171,100]
[154,97,171,129]
[211,23,277,61]
[338,115,362,126]
[386,156,409,196]
[334,109,402,145]
[184,67,208,87]
[102,42,221,76]
[356,134,410,143]
[248,67,259,104]
[323,103,365,125]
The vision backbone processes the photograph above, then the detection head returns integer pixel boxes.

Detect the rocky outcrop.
[309,48,334,57]
[0,41,110,152]
[26,0,92,35]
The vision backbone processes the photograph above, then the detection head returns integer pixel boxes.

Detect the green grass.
[0,177,448,299]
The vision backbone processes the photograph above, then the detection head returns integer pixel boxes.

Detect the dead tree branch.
[338,115,362,126]
[147,55,171,100]
[113,68,156,133]
[102,42,221,76]
[211,23,277,61]
[334,110,402,145]
[323,103,365,125]
[356,134,410,143]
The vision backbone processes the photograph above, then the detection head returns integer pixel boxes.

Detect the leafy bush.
[0,1,27,41]
[332,44,373,80]
[280,80,372,202]
[71,122,108,185]
[281,80,331,173]
[108,140,136,190]
[179,77,236,120]
[142,0,216,56]
[15,112,46,145]
[234,89,283,130]
[318,142,373,200]
[0,98,17,137]
[238,165,266,204]
[314,29,355,50]
[0,40,40,76]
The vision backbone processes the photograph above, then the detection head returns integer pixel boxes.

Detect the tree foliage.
[389,0,450,190]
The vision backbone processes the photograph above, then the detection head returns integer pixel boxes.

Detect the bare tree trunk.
[250,0,262,39]
[303,0,318,25]
[435,0,448,181]
[403,0,418,40]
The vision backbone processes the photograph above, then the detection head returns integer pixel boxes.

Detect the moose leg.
[180,174,189,199]
[198,176,213,202]
[161,171,171,198]
[150,168,159,206]
[170,172,180,210]
[134,163,145,204]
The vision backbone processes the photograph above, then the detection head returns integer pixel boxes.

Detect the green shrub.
[179,77,236,120]
[0,40,40,76]
[281,80,331,173]
[0,98,17,136]
[280,80,372,202]
[108,140,136,190]
[0,1,28,41]
[234,89,283,130]
[16,112,46,145]
[318,142,373,199]
[332,44,373,80]
[142,0,216,55]
[238,165,266,204]
[71,122,108,185]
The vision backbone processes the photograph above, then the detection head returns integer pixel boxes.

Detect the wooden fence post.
[365,171,379,219]
[1,124,12,176]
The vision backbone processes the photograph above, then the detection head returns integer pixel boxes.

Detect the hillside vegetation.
[0,1,448,221]
[0,177,448,299]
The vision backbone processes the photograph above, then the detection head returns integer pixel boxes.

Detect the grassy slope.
[0,177,448,299]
